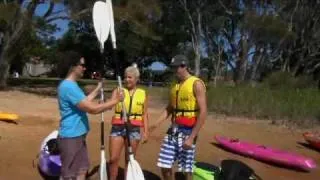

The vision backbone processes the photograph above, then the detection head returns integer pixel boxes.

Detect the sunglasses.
[172,64,186,69]
[78,63,86,67]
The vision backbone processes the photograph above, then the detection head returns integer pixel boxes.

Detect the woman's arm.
[77,88,121,114]
[87,82,102,101]
[141,94,149,142]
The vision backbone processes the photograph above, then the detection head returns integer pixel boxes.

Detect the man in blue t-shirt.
[57,51,122,180]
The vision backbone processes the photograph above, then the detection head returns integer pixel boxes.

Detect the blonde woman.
[108,66,149,180]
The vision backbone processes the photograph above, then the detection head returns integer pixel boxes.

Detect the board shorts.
[157,125,197,173]
[58,134,89,179]
[110,125,141,140]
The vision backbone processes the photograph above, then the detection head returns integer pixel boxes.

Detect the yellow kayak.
[0,112,19,121]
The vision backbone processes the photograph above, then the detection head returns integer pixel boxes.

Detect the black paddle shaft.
[99,46,105,150]
[124,94,135,154]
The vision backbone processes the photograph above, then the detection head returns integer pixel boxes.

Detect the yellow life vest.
[112,88,146,127]
[170,76,205,127]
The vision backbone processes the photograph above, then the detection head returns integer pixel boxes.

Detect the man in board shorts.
[57,51,122,180]
[150,54,207,180]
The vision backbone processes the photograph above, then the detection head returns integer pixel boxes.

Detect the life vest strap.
[174,109,199,116]
[115,111,143,116]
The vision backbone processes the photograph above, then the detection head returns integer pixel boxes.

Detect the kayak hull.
[38,130,61,177]
[39,152,61,177]
[303,132,320,150]
[193,162,219,180]
[0,113,18,121]
[215,135,317,171]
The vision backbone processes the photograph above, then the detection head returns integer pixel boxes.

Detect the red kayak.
[214,135,317,171]
[303,132,320,150]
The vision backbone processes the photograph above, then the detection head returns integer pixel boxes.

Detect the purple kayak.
[38,130,61,177]
[39,152,61,176]
[215,135,317,171]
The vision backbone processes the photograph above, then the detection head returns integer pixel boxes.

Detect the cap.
[170,54,188,67]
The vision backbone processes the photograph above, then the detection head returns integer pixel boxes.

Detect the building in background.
[22,57,53,77]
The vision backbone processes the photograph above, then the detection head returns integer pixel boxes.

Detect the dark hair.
[57,51,83,78]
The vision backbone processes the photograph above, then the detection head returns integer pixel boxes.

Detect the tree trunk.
[0,1,38,89]
[193,7,202,77]
[250,47,264,85]
[0,46,11,89]
[214,46,222,87]
[194,44,200,76]
[239,35,248,82]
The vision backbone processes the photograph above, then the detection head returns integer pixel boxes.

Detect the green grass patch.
[206,85,320,123]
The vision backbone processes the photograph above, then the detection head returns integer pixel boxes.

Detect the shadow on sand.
[38,162,161,180]
[297,141,320,153]
[0,119,18,125]
[211,142,310,173]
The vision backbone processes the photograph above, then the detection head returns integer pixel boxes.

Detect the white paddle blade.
[126,155,145,180]
[93,1,111,50]
[100,151,108,180]
[106,0,117,49]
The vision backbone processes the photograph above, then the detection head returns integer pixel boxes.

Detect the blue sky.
[34,2,69,38]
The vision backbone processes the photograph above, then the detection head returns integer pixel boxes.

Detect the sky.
[34,2,69,38]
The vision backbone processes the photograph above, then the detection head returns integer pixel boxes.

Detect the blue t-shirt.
[57,80,89,138]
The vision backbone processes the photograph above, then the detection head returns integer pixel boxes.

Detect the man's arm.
[189,80,207,140]
[149,103,173,132]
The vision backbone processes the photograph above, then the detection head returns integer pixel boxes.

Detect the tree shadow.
[297,141,320,153]
[211,142,310,173]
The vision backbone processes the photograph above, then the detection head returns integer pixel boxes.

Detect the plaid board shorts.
[157,127,197,173]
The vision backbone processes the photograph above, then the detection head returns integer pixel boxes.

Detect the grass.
[206,85,320,125]
[7,77,320,126]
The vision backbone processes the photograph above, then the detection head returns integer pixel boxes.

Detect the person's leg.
[161,168,174,180]
[58,137,79,180]
[157,134,177,180]
[75,136,90,180]
[123,129,141,178]
[177,135,196,180]
[108,135,125,180]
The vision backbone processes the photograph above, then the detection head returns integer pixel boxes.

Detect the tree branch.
[178,0,196,36]
[70,8,91,20]
[218,0,232,15]
[43,1,55,18]
[45,16,69,23]
[289,0,300,31]
[26,0,40,18]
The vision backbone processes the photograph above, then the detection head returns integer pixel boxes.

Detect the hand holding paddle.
[105,0,145,179]
[92,1,111,179]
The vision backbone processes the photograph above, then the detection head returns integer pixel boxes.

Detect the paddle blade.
[92,1,111,50]
[100,151,108,180]
[106,0,116,49]
[126,155,145,180]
